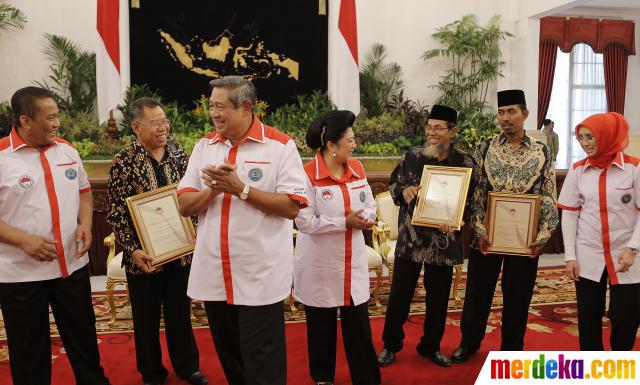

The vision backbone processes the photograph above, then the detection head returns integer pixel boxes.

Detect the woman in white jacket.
[558,112,640,350]
[294,110,381,385]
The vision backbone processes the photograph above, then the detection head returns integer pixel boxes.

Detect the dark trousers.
[126,260,199,383]
[575,270,640,350]
[204,300,286,385]
[382,257,453,353]
[459,249,539,351]
[305,301,381,385]
[0,265,109,385]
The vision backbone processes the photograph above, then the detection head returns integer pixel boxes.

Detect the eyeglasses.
[137,118,170,129]
[425,125,450,133]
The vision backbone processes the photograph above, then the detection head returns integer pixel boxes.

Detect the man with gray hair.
[377,105,477,367]
[107,97,206,385]
[178,76,308,385]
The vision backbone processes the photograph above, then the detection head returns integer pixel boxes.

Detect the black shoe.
[418,349,452,367]
[377,348,395,367]
[451,345,477,363]
[186,371,208,385]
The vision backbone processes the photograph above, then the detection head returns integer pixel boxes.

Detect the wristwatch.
[239,184,250,200]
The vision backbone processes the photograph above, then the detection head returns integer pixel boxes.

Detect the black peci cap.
[429,105,457,124]
[497,89,527,107]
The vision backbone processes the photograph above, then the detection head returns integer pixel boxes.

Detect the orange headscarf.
[575,112,629,169]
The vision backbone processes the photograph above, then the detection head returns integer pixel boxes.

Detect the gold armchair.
[371,191,464,305]
[104,233,195,326]
[103,233,128,327]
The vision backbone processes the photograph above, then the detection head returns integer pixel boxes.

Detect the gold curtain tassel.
[319,0,327,16]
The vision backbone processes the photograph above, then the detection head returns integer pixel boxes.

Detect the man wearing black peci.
[378,105,477,367]
[451,89,559,362]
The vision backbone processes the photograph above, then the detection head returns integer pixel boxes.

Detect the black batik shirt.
[106,139,193,274]
[389,146,478,266]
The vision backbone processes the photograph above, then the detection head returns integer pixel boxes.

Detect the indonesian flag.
[328,0,360,115]
[97,0,129,123]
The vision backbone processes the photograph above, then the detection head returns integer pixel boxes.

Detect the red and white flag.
[328,0,360,115]
[97,0,128,123]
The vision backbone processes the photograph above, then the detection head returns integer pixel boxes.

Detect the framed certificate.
[126,184,196,267]
[486,192,541,256]
[411,165,472,230]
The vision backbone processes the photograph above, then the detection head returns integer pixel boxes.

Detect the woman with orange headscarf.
[558,112,640,350]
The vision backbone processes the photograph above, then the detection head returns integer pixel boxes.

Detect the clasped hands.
[201,158,244,196]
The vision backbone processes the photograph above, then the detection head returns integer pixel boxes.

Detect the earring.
[332,153,336,157]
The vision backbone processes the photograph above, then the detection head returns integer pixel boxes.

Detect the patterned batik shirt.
[106,139,193,274]
[470,133,559,247]
[389,146,479,266]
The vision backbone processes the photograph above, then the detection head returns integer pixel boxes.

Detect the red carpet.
[1,305,632,385]
[2,267,638,384]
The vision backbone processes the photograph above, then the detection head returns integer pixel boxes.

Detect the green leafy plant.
[0,101,11,137]
[72,139,96,158]
[359,43,404,117]
[358,142,399,156]
[36,33,96,117]
[352,112,405,145]
[58,111,105,142]
[264,90,335,154]
[423,14,510,150]
[0,2,26,33]
[386,90,429,135]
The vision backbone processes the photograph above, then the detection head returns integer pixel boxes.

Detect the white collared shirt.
[0,128,90,282]
[178,117,308,305]
[293,153,377,307]
[558,152,640,284]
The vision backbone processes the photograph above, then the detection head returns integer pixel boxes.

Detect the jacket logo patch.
[65,168,78,180]
[321,189,333,201]
[18,175,34,190]
[248,168,263,182]
[359,191,366,203]
[622,193,632,204]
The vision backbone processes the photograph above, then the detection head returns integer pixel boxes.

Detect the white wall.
[0,0,638,131]
[0,0,97,100]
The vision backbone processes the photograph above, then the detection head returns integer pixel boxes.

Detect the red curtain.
[537,41,558,129]
[603,43,629,114]
[539,16,635,116]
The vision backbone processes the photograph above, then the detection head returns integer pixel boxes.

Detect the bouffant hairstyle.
[305,110,356,151]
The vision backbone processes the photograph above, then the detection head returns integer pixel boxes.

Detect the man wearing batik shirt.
[451,89,559,362]
[378,105,478,368]
[106,98,206,385]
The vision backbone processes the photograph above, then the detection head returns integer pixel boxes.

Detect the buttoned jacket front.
[178,117,308,305]
[558,153,640,284]
[0,128,90,282]
[294,153,377,307]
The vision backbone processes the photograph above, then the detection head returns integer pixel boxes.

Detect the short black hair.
[10,86,55,127]
[306,110,356,151]
[130,97,164,122]
[543,118,553,126]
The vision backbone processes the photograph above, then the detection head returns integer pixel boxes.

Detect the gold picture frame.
[126,184,196,268]
[486,192,541,256]
[410,165,472,230]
